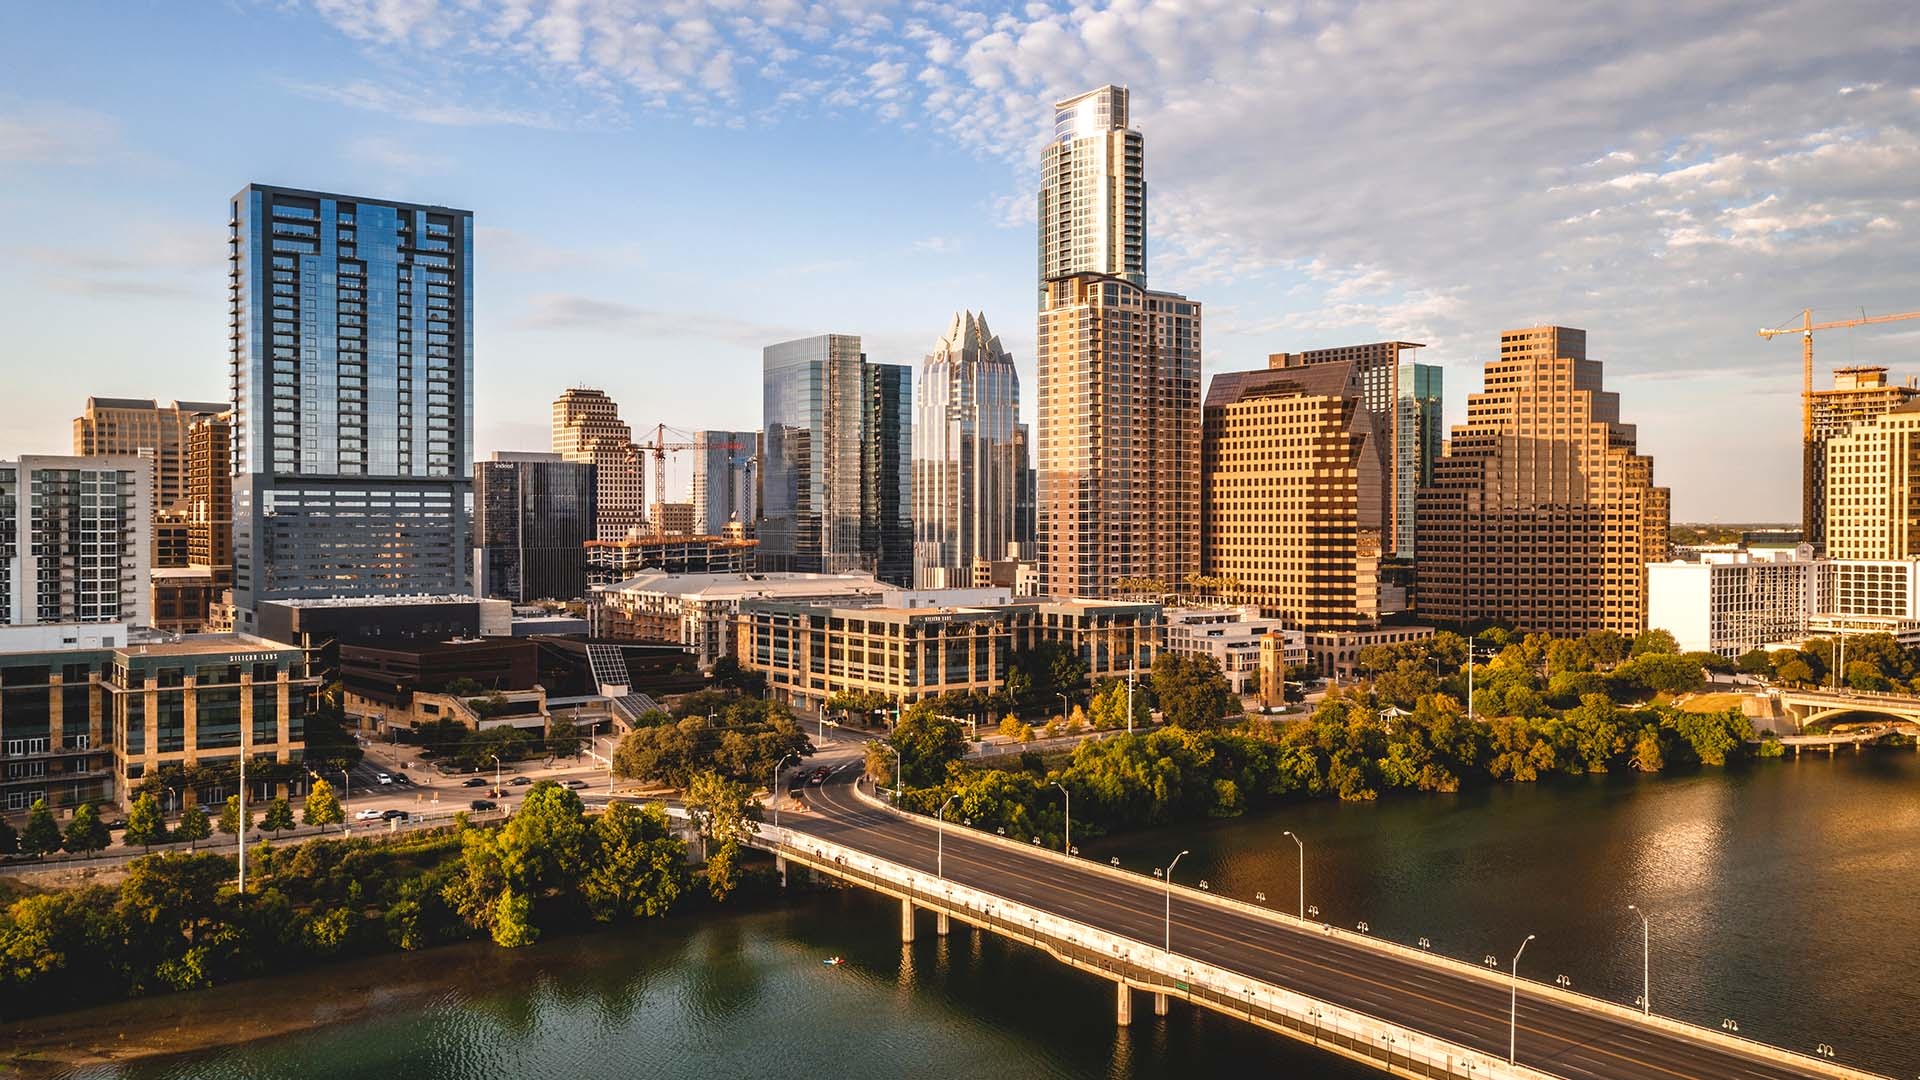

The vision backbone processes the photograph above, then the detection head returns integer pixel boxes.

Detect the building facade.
[1035,89,1201,601]
[474,452,596,603]
[1038,85,1145,292]
[1164,606,1306,696]
[583,534,759,588]
[690,430,758,537]
[649,501,697,537]
[1647,547,1818,656]
[589,570,901,666]
[739,598,1162,711]
[1417,327,1669,635]
[1395,362,1443,560]
[1823,402,1920,560]
[1806,366,1919,552]
[912,312,1021,589]
[1201,364,1384,629]
[186,413,233,581]
[762,334,866,575]
[1269,342,1424,558]
[1,456,152,628]
[229,184,473,619]
[552,388,644,543]
[73,397,228,570]
[863,362,914,587]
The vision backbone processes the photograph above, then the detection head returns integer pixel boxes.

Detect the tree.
[581,801,688,922]
[173,805,212,852]
[62,802,110,855]
[1735,649,1773,677]
[887,707,967,788]
[217,794,252,837]
[546,714,583,759]
[0,817,16,856]
[491,887,540,948]
[498,781,589,898]
[19,799,62,857]
[124,793,170,851]
[303,778,344,832]
[1630,629,1679,657]
[1150,653,1235,728]
[685,770,760,902]
[261,797,296,834]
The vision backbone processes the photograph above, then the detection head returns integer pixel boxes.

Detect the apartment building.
[1,456,152,628]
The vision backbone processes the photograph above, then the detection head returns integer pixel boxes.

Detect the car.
[101,817,129,831]
[469,799,498,812]
[380,809,409,821]
[509,776,532,786]
[808,768,830,786]
[564,779,589,789]
[462,776,489,787]
[417,748,436,758]
[354,808,384,821]
[375,772,393,785]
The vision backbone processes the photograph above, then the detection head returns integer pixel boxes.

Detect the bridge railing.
[841,778,1892,1080]
[765,823,1553,1080]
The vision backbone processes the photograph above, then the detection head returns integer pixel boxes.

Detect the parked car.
[509,776,532,786]
[101,817,129,831]
[380,809,409,821]
[354,808,384,821]
[375,772,393,785]
[462,776,489,788]
[564,779,589,789]
[469,799,497,812]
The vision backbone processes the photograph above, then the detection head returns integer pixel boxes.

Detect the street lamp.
[771,752,797,829]
[1509,933,1536,1065]
[487,753,502,794]
[878,742,902,804]
[1628,904,1650,1016]
[1051,781,1070,853]
[1283,829,1304,921]
[1162,849,1190,953]
[937,794,957,878]
[1058,693,1070,725]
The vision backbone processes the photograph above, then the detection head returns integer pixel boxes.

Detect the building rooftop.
[263,594,485,609]
[600,571,898,601]
[116,632,295,657]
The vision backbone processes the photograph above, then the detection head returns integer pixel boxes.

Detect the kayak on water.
[823,956,845,966]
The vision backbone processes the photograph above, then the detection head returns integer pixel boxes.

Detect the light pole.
[488,753,502,794]
[1283,829,1304,921]
[1052,781,1070,853]
[1628,904,1650,1016]
[1467,643,1480,722]
[878,743,902,804]
[771,752,797,829]
[1509,933,1536,1065]
[1058,693,1070,726]
[1126,667,1137,733]
[1162,849,1190,953]
[936,794,957,877]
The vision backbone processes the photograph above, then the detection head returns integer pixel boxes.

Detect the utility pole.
[1126,667,1137,734]
[237,733,247,894]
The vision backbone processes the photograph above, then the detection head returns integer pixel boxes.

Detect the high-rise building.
[474,452,596,603]
[1012,422,1036,557]
[1039,85,1144,292]
[863,361,914,587]
[1823,402,1920,559]
[73,397,227,568]
[228,184,473,620]
[649,501,697,537]
[761,334,867,574]
[552,388,645,542]
[186,413,233,580]
[1395,362,1443,559]
[1417,326,1669,635]
[1201,364,1383,629]
[1807,366,1919,553]
[1036,88,1201,600]
[0,456,152,627]
[690,430,758,536]
[912,312,1021,588]
[1268,342,1425,558]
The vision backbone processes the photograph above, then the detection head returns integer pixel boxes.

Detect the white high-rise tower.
[912,312,1021,588]
[1038,85,1145,294]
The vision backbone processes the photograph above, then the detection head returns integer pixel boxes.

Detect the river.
[18,752,1920,1079]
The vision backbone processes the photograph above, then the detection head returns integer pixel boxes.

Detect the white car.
[354,808,383,821]
[375,772,393,785]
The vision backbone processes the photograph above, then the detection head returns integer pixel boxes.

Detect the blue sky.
[4,0,1919,520]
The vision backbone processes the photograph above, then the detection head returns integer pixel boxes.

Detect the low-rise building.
[1302,624,1435,681]
[1164,606,1306,695]
[971,555,1041,597]
[738,598,1163,712]
[151,566,222,634]
[590,571,902,666]
[584,534,760,587]
[1647,546,1817,656]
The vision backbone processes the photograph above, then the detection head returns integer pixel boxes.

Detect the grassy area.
[1678,693,1751,714]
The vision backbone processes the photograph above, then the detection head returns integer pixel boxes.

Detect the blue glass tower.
[228,184,474,620]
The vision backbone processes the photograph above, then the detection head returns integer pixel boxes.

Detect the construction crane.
[1759,307,1920,537]
[635,424,750,533]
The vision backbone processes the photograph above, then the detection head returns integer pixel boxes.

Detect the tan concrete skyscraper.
[1806,366,1919,552]
[1824,402,1920,559]
[1036,87,1201,600]
[73,397,228,568]
[1417,327,1669,635]
[1202,363,1383,628]
[552,387,644,542]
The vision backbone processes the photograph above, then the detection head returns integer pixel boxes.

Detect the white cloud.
[346,134,453,174]
[0,102,123,164]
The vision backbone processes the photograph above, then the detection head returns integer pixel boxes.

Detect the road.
[785,768,1848,1080]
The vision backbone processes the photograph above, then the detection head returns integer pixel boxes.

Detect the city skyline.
[5,3,1920,521]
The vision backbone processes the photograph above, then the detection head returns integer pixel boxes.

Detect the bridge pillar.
[1115,981,1132,1026]
[1153,992,1169,1016]
[935,911,950,936]
[775,854,787,887]
[900,898,916,943]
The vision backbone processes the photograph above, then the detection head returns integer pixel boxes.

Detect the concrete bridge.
[753,769,1892,1080]
[1773,687,1920,730]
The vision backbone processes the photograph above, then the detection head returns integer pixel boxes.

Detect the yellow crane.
[1759,307,1920,441]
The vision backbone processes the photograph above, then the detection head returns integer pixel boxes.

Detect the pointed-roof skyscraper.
[912,311,1021,588]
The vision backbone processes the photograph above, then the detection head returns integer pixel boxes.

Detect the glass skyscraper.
[911,311,1020,588]
[474,452,595,603]
[863,362,913,587]
[761,334,866,574]
[1395,362,1443,559]
[690,430,759,536]
[228,184,473,620]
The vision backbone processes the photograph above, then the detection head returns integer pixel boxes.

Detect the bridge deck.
[777,773,1884,1080]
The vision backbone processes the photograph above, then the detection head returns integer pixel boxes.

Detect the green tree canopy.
[580,801,687,922]
[1150,653,1236,728]
[20,799,63,856]
[217,794,252,837]
[303,778,344,832]
[261,797,296,834]
[124,793,169,851]
[173,805,212,850]
[886,706,967,788]
[62,803,110,855]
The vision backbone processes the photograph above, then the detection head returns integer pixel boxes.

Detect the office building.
[1647,547,1818,656]
[864,361,914,587]
[1036,88,1202,600]
[73,398,227,569]
[1164,606,1306,696]
[649,501,696,537]
[1823,402,1920,560]
[691,430,758,536]
[762,334,865,574]
[1012,422,1036,556]
[553,387,645,542]
[474,452,596,603]
[1038,85,1144,291]
[1302,625,1436,681]
[740,597,1162,712]
[583,534,759,587]
[1202,364,1384,629]
[1395,362,1443,559]
[1417,326,1669,635]
[185,413,233,579]
[912,312,1021,589]
[1,456,152,628]
[228,184,473,620]
[1806,366,1919,552]
[588,570,900,666]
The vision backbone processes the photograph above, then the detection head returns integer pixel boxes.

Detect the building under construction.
[584,534,759,587]
[1807,366,1919,552]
